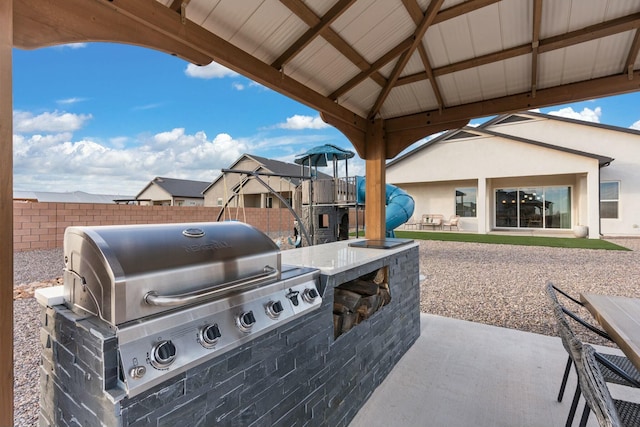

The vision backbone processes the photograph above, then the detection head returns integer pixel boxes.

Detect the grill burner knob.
[199,324,221,348]
[302,288,319,303]
[286,289,300,306]
[150,340,177,369]
[237,310,256,332]
[265,300,284,319]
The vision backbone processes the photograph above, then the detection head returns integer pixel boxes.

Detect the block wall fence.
[13,202,364,252]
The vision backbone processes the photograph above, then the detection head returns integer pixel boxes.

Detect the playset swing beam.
[216,169,312,247]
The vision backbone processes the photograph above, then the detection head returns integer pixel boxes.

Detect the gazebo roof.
[13,0,640,158]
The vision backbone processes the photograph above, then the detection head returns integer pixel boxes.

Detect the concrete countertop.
[35,285,65,307]
[281,238,417,276]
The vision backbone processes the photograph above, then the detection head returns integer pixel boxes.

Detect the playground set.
[217,144,415,247]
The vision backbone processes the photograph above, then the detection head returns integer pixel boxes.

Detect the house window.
[217,198,223,206]
[455,187,477,217]
[600,182,619,219]
[266,196,273,208]
[495,186,571,229]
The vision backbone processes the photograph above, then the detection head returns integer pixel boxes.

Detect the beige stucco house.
[203,153,328,209]
[135,176,210,206]
[387,112,640,239]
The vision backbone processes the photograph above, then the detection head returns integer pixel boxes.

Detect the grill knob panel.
[302,288,319,303]
[150,340,177,369]
[237,310,256,332]
[199,323,221,348]
[265,300,284,319]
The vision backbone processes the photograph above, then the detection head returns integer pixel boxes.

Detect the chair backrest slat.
[580,344,623,427]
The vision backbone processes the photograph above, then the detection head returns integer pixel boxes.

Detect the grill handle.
[143,266,279,307]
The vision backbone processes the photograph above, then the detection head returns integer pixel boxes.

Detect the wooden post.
[0,0,14,424]
[364,119,386,240]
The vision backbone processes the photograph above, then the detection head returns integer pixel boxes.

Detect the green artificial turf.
[392,231,630,251]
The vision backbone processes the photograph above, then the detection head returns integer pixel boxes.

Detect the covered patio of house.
[350,314,640,427]
[3,1,640,424]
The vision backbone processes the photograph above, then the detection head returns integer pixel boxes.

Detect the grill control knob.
[150,340,177,369]
[302,288,319,303]
[286,289,300,306]
[265,300,284,319]
[237,310,256,332]
[199,323,221,348]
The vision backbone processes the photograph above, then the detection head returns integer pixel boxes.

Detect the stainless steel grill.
[62,222,321,397]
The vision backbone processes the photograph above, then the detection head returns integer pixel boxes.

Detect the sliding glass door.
[495,186,571,229]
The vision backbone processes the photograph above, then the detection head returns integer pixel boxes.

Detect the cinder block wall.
[39,246,420,427]
[13,202,363,252]
[13,202,296,252]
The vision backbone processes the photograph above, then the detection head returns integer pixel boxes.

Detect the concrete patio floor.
[349,314,640,427]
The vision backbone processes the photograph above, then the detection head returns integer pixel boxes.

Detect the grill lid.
[63,222,281,325]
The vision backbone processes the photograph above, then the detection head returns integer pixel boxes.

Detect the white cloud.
[13,110,92,133]
[630,120,640,130]
[52,43,87,50]
[185,62,239,79]
[278,115,330,130]
[132,103,163,111]
[56,97,87,105]
[13,124,248,194]
[548,106,602,123]
[232,82,245,91]
[109,136,129,149]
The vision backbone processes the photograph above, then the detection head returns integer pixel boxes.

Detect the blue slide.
[355,176,415,238]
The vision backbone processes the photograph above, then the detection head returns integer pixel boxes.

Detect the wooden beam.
[539,12,640,54]
[386,70,640,133]
[386,119,469,158]
[13,0,212,65]
[364,119,386,240]
[320,112,366,158]
[625,29,640,79]
[329,37,413,101]
[402,0,445,110]
[432,0,500,25]
[0,0,13,424]
[272,0,355,70]
[14,0,369,134]
[368,0,444,119]
[279,0,386,87]
[530,0,543,97]
[397,12,640,87]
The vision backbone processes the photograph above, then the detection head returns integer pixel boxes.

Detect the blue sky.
[12,42,640,195]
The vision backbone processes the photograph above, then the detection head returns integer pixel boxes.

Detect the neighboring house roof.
[483,111,640,138]
[13,190,132,204]
[205,153,332,193]
[387,112,615,168]
[136,177,210,199]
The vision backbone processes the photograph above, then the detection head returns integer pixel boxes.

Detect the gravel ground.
[12,239,640,426]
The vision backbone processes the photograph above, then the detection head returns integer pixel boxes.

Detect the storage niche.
[333,267,390,339]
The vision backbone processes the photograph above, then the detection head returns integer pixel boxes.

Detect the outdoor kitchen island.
[37,235,420,427]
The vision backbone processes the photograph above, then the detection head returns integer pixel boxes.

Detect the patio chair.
[577,343,640,427]
[546,284,640,426]
[443,215,460,230]
[404,216,418,230]
[545,283,640,399]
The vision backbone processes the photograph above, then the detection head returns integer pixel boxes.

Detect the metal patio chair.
[578,343,640,427]
[546,283,640,426]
